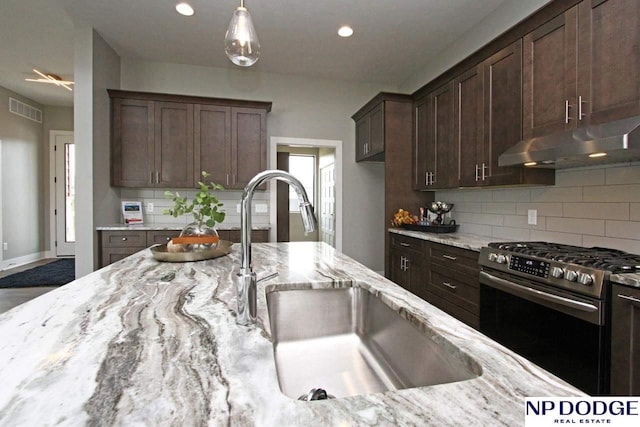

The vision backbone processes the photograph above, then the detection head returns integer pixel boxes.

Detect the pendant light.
[224,0,260,67]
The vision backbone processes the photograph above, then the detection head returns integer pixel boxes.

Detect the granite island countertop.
[0,242,583,426]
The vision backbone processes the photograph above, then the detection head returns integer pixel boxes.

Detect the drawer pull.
[122,237,127,241]
[442,282,457,290]
[618,294,640,307]
[400,242,411,247]
[166,237,171,241]
[442,254,457,261]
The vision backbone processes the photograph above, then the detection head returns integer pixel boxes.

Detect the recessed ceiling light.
[176,2,194,16]
[589,152,607,158]
[338,26,354,38]
[524,161,537,167]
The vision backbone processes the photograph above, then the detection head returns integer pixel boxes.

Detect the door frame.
[0,139,3,263]
[269,137,343,251]
[49,130,75,257]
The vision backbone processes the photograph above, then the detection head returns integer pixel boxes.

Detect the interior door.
[276,152,290,242]
[54,133,75,256]
[319,162,336,248]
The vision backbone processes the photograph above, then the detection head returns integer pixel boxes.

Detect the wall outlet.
[3,242,7,251]
[146,202,154,213]
[255,204,268,213]
[527,209,537,225]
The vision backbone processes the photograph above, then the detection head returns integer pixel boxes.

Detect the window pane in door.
[288,155,315,212]
[65,143,75,242]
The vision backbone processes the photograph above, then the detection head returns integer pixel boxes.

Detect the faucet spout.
[236,170,317,325]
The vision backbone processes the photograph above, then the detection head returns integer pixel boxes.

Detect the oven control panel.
[508,255,550,278]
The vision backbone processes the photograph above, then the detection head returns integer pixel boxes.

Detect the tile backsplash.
[120,189,270,228]
[436,162,640,254]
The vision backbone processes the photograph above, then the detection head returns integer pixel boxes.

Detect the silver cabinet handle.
[150,171,154,184]
[425,172,429,186]
[432,172,436,185]
[166,237,171,241]
[565,100,571,123]
[226,174,229,186]
[618,294,640,307]
[400,242,411,247]
[475,164,479,181]
[442,254,457,261]
[482,163,487,181]
[442,282,457,290]
[122,237,127,241]
[579,95,586,120]
[155,171,160,184]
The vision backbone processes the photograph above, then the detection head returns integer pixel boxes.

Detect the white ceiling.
[0,0,513,107]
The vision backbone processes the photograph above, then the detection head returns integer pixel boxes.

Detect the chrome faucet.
[236,170,317,325]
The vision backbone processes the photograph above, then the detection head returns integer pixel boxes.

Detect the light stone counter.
[0,242,582,426]
[389,227,503,252]
[610,273,640,289]
[97,224,270,231]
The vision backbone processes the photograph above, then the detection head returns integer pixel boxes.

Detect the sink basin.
[266,286,482,399]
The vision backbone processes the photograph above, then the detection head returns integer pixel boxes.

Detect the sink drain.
[297,388,335,401]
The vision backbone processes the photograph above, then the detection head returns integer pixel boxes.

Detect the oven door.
[479,268,609,395]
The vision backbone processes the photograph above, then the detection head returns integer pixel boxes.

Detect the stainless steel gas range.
[478,242,640,395]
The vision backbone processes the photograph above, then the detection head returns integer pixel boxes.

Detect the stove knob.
[550,266,564,278]
[578,273,594,286]
[564,269,578,282]
[496,254,507,264]
[488,253,498,262]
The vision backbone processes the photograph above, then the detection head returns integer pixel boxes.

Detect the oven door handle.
[479,271,599,313]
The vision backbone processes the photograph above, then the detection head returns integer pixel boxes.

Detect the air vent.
[9,97,42,123]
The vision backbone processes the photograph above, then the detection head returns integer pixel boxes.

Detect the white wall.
[0,85,44,265]
[120,59,394,270]
[74,27,121,277]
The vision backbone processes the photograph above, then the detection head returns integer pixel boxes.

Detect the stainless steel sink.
[266,286,482,399]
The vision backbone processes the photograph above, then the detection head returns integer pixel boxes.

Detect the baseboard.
[0,252,47,271]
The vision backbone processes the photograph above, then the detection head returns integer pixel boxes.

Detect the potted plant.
[163,171,226,251]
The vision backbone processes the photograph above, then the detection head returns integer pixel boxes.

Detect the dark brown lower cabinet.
[610,284,640,396]
[389,234,425,297]
[99,229,269,268]
[388,233,480,329]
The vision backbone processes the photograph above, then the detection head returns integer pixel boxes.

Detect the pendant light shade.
[224,1,260,67]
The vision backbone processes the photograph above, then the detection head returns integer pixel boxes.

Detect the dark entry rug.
[0,259,75,288]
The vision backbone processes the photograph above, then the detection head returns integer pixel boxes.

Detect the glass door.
[54,133,75,256]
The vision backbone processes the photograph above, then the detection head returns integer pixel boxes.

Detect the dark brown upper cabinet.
[354,103,384,161]
[455,65,485,187]
[154,101,194,188]
[523,7,578,139]
[414,82,457,190]
[577,0,640,126]
[109,90,271,189]
[524,0,640,138]
[453,41,554,187]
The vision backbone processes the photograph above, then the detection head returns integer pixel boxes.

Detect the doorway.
[270,137,342,251]
[49,131,75,257]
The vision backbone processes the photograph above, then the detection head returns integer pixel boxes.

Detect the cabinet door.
[482,40,524,186]
[523,7,578,138]
[355,115,370,162]
[112,98,155,187]
[610,284,640,396]
[430,82,456,189]
[194,104,231,186]
[368,104,385,156]
[413,97,431,190]
[578,0,640,126]
[154,102,194,188]
[231,107,267,189]
[389,247,410,291]
[455,65,484,187]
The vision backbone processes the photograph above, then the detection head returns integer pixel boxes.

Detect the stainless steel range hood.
[499,116,640,169]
